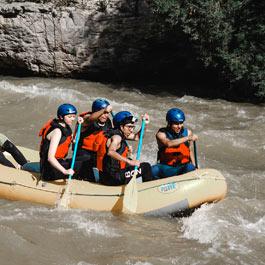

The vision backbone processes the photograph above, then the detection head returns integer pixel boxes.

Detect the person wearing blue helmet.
[96,111,153,186]
[75,98,113,181]
[39,103,87,181]
[151,108,198,179]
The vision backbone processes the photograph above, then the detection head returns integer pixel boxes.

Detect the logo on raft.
[158,182,177,193]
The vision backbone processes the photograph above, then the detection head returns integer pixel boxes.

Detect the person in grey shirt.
[0,133,27,168]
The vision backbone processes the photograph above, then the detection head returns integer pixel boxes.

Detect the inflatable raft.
[0,147,227,215]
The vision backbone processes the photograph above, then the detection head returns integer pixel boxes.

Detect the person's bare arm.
[187,129,198,167]
[47,129,74,175]
[157,131,187,148]
[107,135,140,167]
[83,105,112,126]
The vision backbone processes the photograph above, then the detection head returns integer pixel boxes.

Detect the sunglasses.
[124,124,136,129]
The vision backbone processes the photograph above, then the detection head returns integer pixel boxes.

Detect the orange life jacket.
[39,119,72,159]
[78,112,112,152]
[157,127,190,166]
[96,129,128,175]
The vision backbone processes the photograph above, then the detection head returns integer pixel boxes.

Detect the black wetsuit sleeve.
[2,140,28,166]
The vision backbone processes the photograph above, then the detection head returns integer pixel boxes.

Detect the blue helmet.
[113,111,138,128]
[166,108,185,123]
[92,98,110,113]
[57,103,77,118]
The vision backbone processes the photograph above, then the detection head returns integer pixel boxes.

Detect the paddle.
[193,141,198,169]
[123,118,146,213]
[59,122,81,208]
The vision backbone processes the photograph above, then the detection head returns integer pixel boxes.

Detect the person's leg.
[122,163,153,184]
[0,151,16,168]
[41,161,66,181]
[22,162,40,173]
[151,164,162,179]
[2,140,27,166]
[75,150,96,181]
[138,162,153,182]
[162,163,195,177]
[152,164,179,178]
[100,171,124,186]
[73,157,95,182]
[178,163,196,175]
[101,163,153,186]
[152,163,193,178]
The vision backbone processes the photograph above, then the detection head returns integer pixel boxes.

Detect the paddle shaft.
[133,119,146,171]
[123,118,146,213]
[193,141,198,169]
[68,123,81,181]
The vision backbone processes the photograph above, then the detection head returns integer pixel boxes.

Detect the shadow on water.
[171,207,196,218]
[0,0,263,103]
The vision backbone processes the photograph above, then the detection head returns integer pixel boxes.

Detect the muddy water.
[0,76,264,265]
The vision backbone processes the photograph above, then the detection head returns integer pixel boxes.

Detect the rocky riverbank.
[0,0,195,81]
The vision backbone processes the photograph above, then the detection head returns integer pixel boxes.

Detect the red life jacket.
[96,129,128,175]
[78,111,112,152]
[39,119,72,160]
[157,127,190,166]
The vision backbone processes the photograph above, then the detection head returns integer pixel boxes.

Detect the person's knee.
[151,165,161,179]
[186,163,196,173]
[140,162,153,182]
[0,150,15,168]
[2,140,27,166]
[2,139,14,152]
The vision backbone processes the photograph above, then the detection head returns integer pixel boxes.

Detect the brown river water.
[0,76,264,265]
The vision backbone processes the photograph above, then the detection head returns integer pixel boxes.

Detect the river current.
[0,76,264,265]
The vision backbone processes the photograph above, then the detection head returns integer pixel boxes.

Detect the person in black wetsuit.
[76,98,113,182]
[97,111,153,186]
[0,133,27,168]
[39,103,90,181]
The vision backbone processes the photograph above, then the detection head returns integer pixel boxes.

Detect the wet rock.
[0,0,196,83]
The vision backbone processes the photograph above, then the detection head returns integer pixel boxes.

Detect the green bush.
[151,0,265,100]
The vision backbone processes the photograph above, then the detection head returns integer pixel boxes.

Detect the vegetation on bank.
[151,0,265,100]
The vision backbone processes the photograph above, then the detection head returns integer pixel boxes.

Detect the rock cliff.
[1,0,187,81]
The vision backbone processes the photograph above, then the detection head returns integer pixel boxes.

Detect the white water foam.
[0,80,146,116]
[174,95,209,105]
[0,205,119,238]
[235,108,248,118]
[241,215,265,234]
[70,262,96,265]
[125,261,153,265]
[0,80,88,103]
[63,213,120,238]
[181,198,265,258]
[202,129,250,149]
[180,204,220,244]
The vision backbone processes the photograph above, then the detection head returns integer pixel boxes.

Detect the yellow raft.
[0,147,227,215]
